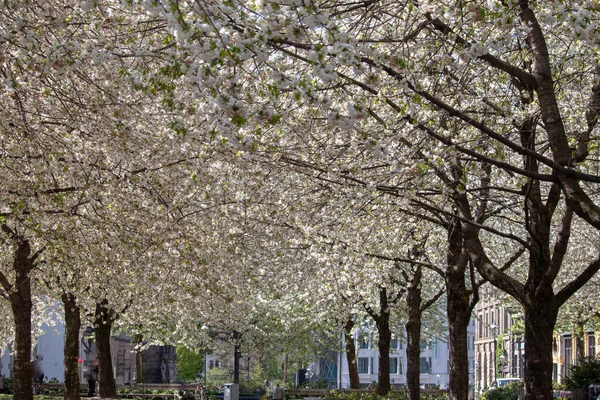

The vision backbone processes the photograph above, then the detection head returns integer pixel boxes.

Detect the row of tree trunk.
[1,231,121,400]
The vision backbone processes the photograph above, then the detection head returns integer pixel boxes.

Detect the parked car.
[493,378,521,388]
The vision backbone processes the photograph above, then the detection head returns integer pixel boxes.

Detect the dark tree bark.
[522,298,557,400]
[134,334,144,383]
[445,218,478,400]
[343,318,360,389]
[373,297,392,395]
[233,331,242,384]
[95,301,118,398]
[364,286,396,395]
[0,233,37,400]
[282,353,288,386]
[405,266,422,400]
[62,293,81,400]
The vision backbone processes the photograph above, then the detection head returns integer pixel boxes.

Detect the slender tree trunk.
[62,293,81,400]
[374,287,392,396]
[405,266,422,400]
[575,322,586,362]
[446,220,475,400]
[343,319,360,389]
[8,239,34,400]
[134,334,144,383]
[282,354,288,386]
[95,302,118,398]
[233,331,242,384]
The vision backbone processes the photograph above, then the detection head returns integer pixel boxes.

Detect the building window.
[390,358,398,374]
[358,335,369,349]
[588,334,596,357]
[209,360,214,369]
[358,357,369,374]
[564,336,572,376]
[391,338,399,350]
[419,357,429,374]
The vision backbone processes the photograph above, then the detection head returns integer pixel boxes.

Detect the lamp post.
[490,324,499,385]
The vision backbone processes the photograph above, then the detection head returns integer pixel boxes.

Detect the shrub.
[481,382,520,400]
[563,357,600,390]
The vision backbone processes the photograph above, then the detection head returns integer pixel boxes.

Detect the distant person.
[273,384,283,400]
[31,355,45,384]
[86,359,99,397]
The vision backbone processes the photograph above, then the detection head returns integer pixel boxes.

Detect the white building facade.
[333,320,476,390]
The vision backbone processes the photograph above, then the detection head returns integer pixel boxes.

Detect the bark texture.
[134,334,144,383]
[7,238,34,400]
[446,220,476,400]
[95,301,118,398]
[405,267,422,400]
[363,285,397,395]
[62,293,81,400]
[343,319,360,389]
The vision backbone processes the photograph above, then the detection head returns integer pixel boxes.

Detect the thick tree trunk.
[95,302,118,398]
[62,293,81,400]
[343,319,360,389]
[446,293,471,400]
[446,220,475,400]
[405,267,422,400]
[522,302,557,400]
[8,239,34,400]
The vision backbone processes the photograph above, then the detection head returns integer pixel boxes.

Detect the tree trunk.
[134,334,144,383]
[282,354,288,386]
[95,302,118,398]
[8,239,34,400]
[233,331,242,384]
[405,266,422,400]
[62,293,81,400]
[575,322,586,362]
[343,319,360,389]
[523,303,557,400]
[446,286,472,400]
[374,287,392,396]
[446,220,475,400]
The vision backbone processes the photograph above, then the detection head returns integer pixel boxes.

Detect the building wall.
[474,284,600,391]
[0,321,65,382]
[1,316,176,384]
[474,285,524,392]
[332,321,476,390]
[552,331,599,384]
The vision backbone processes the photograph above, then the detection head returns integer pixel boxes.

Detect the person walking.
[273,384,283,400]
[31,356,44,393]
[86,359,99,397]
